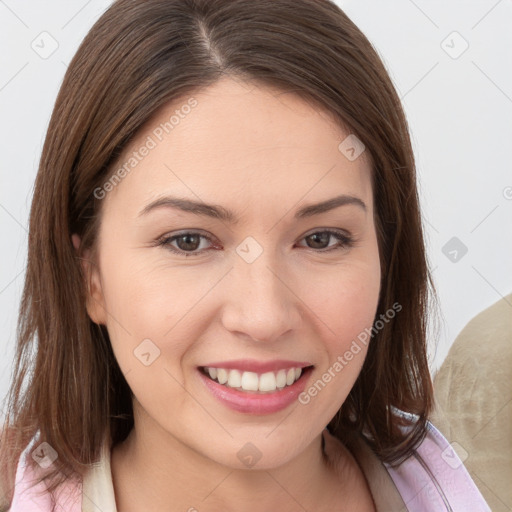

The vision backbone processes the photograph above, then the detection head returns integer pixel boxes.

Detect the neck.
[110,406,370,512]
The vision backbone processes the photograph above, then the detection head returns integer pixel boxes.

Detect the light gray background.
[1,0,511,419]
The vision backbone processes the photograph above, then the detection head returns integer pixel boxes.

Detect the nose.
[220,251,302,344]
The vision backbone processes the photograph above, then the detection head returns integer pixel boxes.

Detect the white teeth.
[203,366,306,393]
[259,372,276,392]
[276,369,287,388]
[227,369,242,388]
[241,371,259,391]
[217,368,228,384]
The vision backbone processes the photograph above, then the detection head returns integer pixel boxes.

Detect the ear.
[71,233,107,325]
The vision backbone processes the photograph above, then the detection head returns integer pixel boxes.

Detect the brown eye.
[175,233,202,251]
[157,231,215,257]
[305,232,331,249]
[299,230,353,251]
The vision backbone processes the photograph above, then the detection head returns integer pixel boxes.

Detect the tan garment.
[431,293,512,512]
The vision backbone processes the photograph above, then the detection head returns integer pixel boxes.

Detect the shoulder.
[7,433,81,512]
[384,420,491,511]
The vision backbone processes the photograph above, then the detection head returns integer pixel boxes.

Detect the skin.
[73,76,381,511]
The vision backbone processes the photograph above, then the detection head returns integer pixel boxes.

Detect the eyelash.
[155,229,354,257]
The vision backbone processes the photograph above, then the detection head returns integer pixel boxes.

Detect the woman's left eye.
[297,230,354,252]
[156,229,353,257]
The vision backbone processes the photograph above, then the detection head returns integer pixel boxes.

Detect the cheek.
[101,243,205,328]
[99,263,204,414]
[302,254,381,345]
[295,259,380,418]
[98,249,198,368]
[297,242,380,392]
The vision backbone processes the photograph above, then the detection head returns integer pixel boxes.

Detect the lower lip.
[198,367,313,415]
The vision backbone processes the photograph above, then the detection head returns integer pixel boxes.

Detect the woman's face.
[76,77,381,469]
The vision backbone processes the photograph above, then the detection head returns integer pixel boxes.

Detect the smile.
[201,366,304,393]
[197,363,314,415]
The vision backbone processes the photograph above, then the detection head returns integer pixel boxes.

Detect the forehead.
[104,76,373,219]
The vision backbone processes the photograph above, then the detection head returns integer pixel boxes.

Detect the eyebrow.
[138,194,366,222]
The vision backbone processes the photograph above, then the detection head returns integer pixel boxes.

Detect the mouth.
[199,365,312,394]
[197,363,315,414]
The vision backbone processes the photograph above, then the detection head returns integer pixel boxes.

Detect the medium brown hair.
[0,0,434,508]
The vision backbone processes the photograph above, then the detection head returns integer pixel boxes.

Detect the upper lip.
[200,359,313,373]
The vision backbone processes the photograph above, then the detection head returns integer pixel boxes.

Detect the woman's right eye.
[156,232,216,257]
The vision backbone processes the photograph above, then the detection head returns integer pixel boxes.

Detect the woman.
[0,0,489,510]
